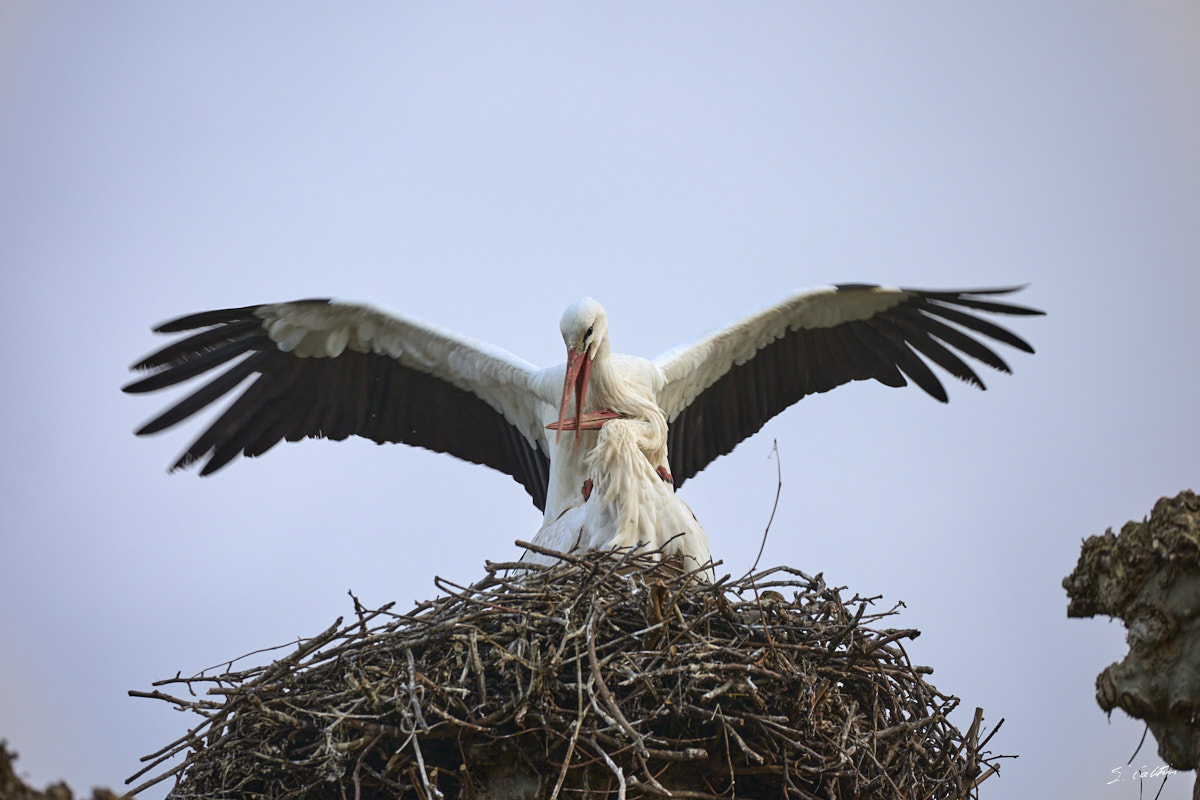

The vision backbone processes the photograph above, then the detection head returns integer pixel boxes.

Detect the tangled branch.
[130,545,1009,799]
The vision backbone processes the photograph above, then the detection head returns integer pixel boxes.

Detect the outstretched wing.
[125,299,553,510]
[654,284,1043,488]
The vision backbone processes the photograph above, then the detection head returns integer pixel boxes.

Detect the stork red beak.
[556,348,592,449]
[546,409,623,431]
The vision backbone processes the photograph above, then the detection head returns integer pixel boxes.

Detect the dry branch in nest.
[130,545,1008,800]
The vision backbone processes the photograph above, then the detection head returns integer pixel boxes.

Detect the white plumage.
[527,386,713,578]
[125,285,1042,566]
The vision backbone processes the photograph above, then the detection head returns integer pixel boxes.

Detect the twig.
[748,439,784,575]
[587,607,648,758]
[591,738,627,800]
[549,638,587,800]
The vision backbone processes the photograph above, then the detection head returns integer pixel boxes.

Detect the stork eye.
[586,326,594,339]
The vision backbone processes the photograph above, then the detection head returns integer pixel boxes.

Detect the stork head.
[559,297,608,360]
[556,298,609,445]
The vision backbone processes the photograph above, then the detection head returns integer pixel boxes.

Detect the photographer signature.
[1107,764,1178,784]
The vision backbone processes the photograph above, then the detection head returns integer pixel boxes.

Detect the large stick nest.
[131,545,1007,799]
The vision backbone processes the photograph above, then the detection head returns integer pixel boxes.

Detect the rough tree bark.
[1063,489,1200,800]
[0,743,122,800]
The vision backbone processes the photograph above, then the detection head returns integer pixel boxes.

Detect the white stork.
[125,285,1042,556]
[530,375,713,578]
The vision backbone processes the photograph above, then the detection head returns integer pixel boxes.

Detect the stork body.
[529,390,713,578]
[125,284,1043,561]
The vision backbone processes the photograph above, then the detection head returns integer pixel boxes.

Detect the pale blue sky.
[1,5,1198,799]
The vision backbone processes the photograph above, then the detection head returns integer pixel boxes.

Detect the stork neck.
[584,341,619,411]
[588,346,667,442]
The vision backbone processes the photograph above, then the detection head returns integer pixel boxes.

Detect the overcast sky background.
[1,4,1198,799]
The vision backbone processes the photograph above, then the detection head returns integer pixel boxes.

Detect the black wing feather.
[916,300,1036,353]
[865,317,948,401]
[894,307,1011,374]
[125,331,262,393]
[875,314,986,390]
[836,322,908,388]
[134,351,269,436]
